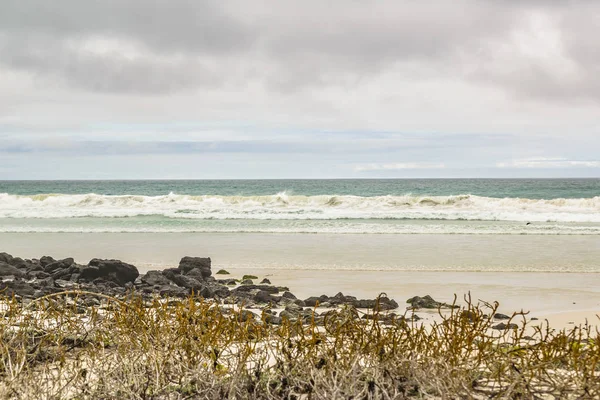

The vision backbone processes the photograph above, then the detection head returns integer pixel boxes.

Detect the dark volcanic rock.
[282,291,297,300]
[0,262,26,278]
[78,265,100,282]
[0,252,14,265]
[141,270,173,287]
[186,268,207,280]
[0,280,35,298]
[406,295,458,310]
[85,259,139,286]
[493,313,511,320]
[44,258,75,273]
[161,268,181,281]
[178,257,211,278]
[232,284,279,294]
[168,274,205,291]
[39,256,57,267]
[492,322,519,330]
[254,290,277,304]
[260,278,271,284]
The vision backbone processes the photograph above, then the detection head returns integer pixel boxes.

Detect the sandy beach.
[3,231,600,328]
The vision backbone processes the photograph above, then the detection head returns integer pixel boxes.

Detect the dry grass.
[1,291,599,399]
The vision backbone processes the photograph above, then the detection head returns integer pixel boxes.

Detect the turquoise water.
[0,179,598,234]
[1,179,599,198]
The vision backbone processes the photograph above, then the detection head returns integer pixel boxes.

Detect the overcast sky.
[1,0,599,179]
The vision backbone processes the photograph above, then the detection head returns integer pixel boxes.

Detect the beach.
[3,231,600,327]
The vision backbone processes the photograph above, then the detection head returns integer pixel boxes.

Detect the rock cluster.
[0,253,402,321]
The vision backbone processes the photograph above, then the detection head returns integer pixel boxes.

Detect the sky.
[0,0,599,179]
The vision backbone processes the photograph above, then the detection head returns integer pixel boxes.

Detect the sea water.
[0,179,599,272]
[1,179,599,314]
[0,179,599,235]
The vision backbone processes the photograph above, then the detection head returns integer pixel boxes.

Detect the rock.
[492,322,519,330]
[178,257,211,278]
[44,258,75,273]
[0,262,26,278]
[186,268,207,280]
[235,310,256,322]
[254,290,276,304]
[406,295,457,310]
[0,280,35,298]
[233,284,279,294]
[282,291,297,300]
[493,313,510,320]
[0,252,15,264]
[39,256,57,267]
[217,278,237,286]
[51,264,79,280]
[242,274,258,281]
[241,279,254,285]
[78,265,100,282]
[86,259,139,286]
[141,270,173,287]
[27,270,50,279]
[216,269,230,275]
[168,274,205,291]
[260,278,271,284]
[461,311,477,322]
[304,295,329,307]
[55,279,79,289]
[158,285,189,298]
[211,285,230,298]
[265,314,282,325]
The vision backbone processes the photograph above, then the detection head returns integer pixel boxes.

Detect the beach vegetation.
[0,292,598,399]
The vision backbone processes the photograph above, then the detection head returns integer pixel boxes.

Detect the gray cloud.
[0,0,599,179]
[1,0,598,100]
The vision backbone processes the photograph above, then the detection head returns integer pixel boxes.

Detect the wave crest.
[0,192,599,222]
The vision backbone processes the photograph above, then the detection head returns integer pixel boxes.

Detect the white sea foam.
[1,192,599,222]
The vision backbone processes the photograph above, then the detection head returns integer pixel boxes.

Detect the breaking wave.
[1,192,600,223]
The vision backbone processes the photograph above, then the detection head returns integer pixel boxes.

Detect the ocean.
[2,179,599,313]
[1,179,599,235]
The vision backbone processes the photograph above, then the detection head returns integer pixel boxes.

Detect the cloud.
[0,0,598,101]
[354,163,446,172]
[0,1,599,178]
[497,158,600,168]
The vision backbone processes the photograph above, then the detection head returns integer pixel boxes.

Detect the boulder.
[186,268,207,280]
[86,259,139,286]
[260,278,271,284]
[141,270,173,287]
[44,258,75,273]
[282,291,297,300]
[406,295,458,310]
[492,322,519,330]
[39,256,57,267]
[216,269,230,275]
[161,268,181,281]
[493,313,511,320]
[0,280,35,298]
[78,265,100,282]
[178,257,211,278]
[241,279,254,285]
[168,274,205,292]
[0,252,14,264]
[232,284,279,294]
[0,262,26,278]
[254,290,277,304]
